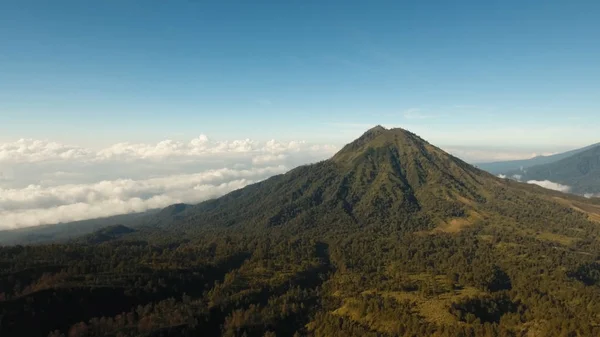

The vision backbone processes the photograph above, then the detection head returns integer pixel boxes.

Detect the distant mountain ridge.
[476,142,600,174]
[506,144,600,195]
[0,210,159,246]
[82,224,136,244]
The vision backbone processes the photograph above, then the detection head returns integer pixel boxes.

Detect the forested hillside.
[2,127,600,337]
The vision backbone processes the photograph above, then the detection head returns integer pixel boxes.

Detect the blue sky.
[1,1,599,153]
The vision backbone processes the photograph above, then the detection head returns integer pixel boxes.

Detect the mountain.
[0,203,192,246]
[156,126,600,237]
[506,144,600,195]
[3,126,600,337]
[0,209,159,246]
[476,142,600,174]
[81,224,136,244]
[166,125,491,235]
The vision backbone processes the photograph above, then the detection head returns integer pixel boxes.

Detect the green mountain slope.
[476,142,600,174]
[507,144,600,195]
[157,126,600,238]
[164,126,489,234]
[3,126,600,337]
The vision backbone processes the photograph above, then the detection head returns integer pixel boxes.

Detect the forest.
[2,127,600,336]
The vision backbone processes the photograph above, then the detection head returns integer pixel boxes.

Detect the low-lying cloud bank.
[0,136,336,164]
[0,136,338,230]
[0,167,281,229]
[497,174,574,194]
[527,180,572,193]
[510,177,598,198]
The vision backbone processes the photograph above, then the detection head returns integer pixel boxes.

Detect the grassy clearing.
[379,286,483,325]
[332,273,485,329]
[333,286,484,329]
[536,232,579,246]
[552,197,600,223]
[332,298,405,334]
[432,210,485,233]
[478,234,494,242]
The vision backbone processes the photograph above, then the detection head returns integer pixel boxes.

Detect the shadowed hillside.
[506,144,600,195]
[476,142,600,174]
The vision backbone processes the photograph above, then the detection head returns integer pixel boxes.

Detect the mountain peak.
[349,125,389,148]
[332,126,427,164]
[365,124,387,134]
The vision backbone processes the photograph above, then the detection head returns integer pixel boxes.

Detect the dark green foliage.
[450,292,520,323]
[83,225,136,244]
[472,265,512,292]
[569,262,600,286]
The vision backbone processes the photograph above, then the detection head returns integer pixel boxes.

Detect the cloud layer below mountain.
[527,180,572,193]
[0,136,338,229]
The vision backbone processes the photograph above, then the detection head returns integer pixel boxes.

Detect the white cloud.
[0,139,92,163]
[0,135,332,164]
[0,166,285,229]
[0,135,339,230]
[0,166,284,211]
[96,136,265,160]
[527,180,571,193]
[584,193,600,198]
[495,174,521,181]
[252,154,287,165]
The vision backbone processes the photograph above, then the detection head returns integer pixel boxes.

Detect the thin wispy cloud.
[403,108,433,120]
[451,105,497,117]
[452,104,496,110]
[256,99,273,106]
